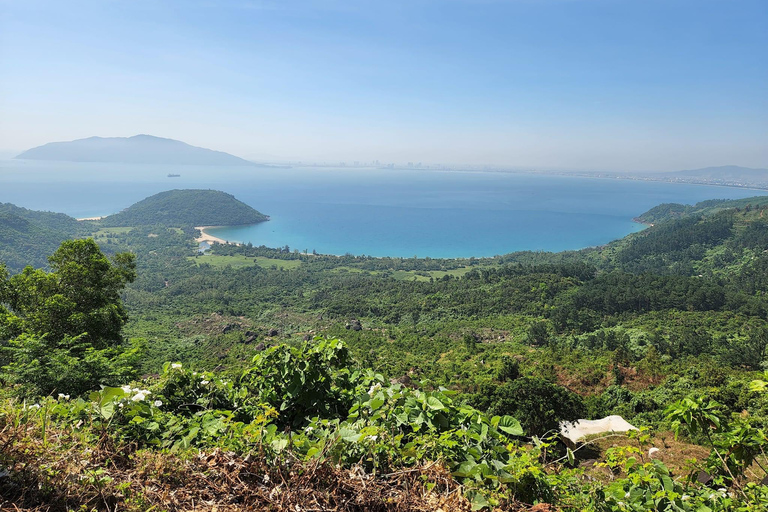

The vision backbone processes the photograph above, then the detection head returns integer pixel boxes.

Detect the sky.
[0,0,766,171]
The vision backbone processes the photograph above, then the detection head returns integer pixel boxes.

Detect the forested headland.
[1,191,768,510]
[100,189,269,228]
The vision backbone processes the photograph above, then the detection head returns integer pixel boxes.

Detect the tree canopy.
[0,239,141,397]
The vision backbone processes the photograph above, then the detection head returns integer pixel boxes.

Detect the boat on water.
[167,173,181,178]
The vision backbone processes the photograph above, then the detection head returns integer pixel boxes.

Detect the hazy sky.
[1,0,766,171]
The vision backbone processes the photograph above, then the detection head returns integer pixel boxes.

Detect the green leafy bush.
[488,376,586,436]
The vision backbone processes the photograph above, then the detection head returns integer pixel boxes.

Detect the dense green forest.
[2,192,768,510]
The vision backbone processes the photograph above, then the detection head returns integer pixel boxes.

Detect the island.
[15,134,258,166]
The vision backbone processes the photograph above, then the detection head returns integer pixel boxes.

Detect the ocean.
[1,160,765,258]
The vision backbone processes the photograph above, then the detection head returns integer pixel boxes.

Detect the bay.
[0,160,765,258]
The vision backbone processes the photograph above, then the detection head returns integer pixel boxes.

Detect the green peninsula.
[100,189,269,228]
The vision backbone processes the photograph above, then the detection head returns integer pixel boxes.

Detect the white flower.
[368,383,382,395]
[200,380,209,385]
[171,363,182,369]
[368,435,378,442]
[132,392,147,401]
[154,400,163,407]
[119,403,124,408]
[28,403,40,410]
[121,385,132,393]
[681,494,690,501]
[58,393,70,400]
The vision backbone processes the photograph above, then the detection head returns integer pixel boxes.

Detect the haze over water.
[1,160,765,258]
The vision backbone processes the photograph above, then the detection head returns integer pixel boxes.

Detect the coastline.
[76,216,105,221]
[195,226,240,246]
[632,217,654,227]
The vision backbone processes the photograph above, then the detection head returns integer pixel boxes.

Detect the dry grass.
[0,413,544,512]
[571,431,710,484]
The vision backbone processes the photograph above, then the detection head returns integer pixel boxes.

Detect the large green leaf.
[425,396,446,411]
[89,386,125,420]
[497,415,524,436]
[369,398,385,411]
[271,438,289,452]
[469,491,490,511]
[452,460,478,478]
[339,427,362,443]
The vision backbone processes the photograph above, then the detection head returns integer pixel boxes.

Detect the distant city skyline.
[1,0,766,172]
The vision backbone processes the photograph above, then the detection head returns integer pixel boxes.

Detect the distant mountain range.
[15,135,256,166]
[662,165,768,181]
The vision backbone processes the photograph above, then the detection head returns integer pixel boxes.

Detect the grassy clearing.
[189,254,303,270]
[390,270,432,281]
[91,227,134,238]
[429,267,473,279]
[330,266,473,281]
[331,266,374,275]
[391,267,473,281]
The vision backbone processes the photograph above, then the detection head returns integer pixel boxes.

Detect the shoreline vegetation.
[632,217,654,227]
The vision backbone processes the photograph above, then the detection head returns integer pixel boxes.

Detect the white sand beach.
[195,226,238,245]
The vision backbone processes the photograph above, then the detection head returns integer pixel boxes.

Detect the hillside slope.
[635,195,768,224]
[0,203,87,272]
[594,195,768,276]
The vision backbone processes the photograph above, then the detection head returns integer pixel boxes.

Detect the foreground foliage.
[2,338,767,511]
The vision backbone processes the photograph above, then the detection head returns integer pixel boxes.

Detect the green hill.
[635,195,768,224]
[595,196,768,276]
[100,189,269,227]
[0,203,88,272]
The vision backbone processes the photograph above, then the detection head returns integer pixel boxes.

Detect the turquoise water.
[1,160,765,258]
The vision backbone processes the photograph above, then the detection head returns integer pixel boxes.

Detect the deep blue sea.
[1,160,765,258]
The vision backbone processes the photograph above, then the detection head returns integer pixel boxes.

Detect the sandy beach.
[195,226,238,245]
